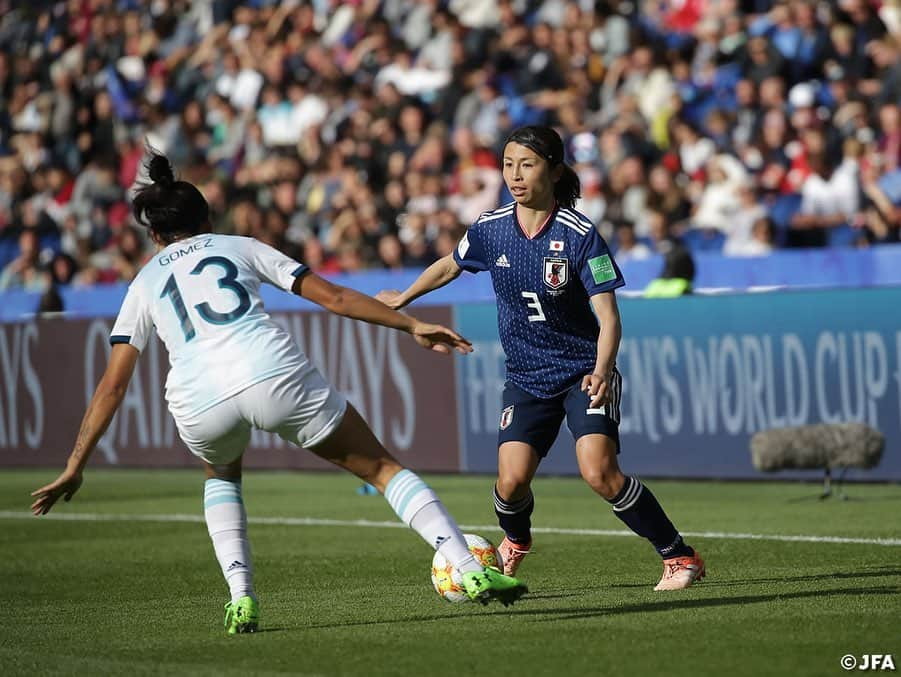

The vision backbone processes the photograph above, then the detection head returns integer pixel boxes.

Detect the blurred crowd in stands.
[1,0,900,294]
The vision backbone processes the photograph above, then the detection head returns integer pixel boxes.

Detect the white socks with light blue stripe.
[384,469,481,573]
[203,471,480,601]
[204,479,255,603]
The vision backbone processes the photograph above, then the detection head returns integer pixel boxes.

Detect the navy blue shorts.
[497,370,622,458]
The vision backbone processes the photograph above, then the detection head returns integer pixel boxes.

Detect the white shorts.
[174,365,347,466]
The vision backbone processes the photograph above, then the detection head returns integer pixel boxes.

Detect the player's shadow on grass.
[519,590,584,601]
[302,585,896,630]
[304,611,523,629]
[785,492,901,504]
[525,585,897,622]
[609,564,901,590]
[699,565,901,588]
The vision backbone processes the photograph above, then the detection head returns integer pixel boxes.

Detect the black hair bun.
[147,153,175,187]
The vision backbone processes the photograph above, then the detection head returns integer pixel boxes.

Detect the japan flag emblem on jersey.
[500,405,515,430]
[543,257,568,289]
[550,240,564,252]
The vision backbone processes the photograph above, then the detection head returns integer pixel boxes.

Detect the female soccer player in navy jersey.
[379,126,705,591]
[31,151,527,635]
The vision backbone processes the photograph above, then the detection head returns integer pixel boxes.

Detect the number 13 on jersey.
[161,256,252,341]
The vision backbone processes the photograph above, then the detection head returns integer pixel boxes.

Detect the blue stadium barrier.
[3,244,901,322]
[681,229,726,253]
[689,244,901,290]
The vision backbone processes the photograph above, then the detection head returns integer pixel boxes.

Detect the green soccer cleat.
[462,567,529,607]
[223,596,260,635]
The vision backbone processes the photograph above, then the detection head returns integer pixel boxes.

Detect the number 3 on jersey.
[161,256,252,341]
[522,291,546,322]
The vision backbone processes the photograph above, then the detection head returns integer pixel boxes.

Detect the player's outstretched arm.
[293,271,472,355]
[375,254,462,310]
[31,344,140,515]
[581,292,623,408]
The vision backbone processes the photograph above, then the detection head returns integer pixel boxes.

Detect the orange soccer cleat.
[654,551,706,591]
[497,537,532,577]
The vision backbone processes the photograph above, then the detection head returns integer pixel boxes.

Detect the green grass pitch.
[1,470,899,676]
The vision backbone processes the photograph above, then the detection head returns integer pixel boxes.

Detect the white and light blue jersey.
[110,234,309,420]
[453,202,625,398]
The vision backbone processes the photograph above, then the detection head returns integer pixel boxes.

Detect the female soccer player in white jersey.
[378,126,705,591]
[30,151,527,634]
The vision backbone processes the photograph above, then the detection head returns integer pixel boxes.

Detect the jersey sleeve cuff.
[452,250,488,273]
[291,264,309,278]
[109,334,131,346]
[587,278,626,296]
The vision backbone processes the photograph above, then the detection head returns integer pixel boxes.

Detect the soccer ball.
[430,533,504,603]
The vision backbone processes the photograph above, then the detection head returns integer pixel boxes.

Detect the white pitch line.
[2,510,900,546]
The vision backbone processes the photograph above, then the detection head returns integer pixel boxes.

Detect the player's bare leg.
[203,456,259,633]
[309,404,528,604]
[494,442,540,575]
[574,434,625,499]
[304,404,403,492]
[576,434,705,590]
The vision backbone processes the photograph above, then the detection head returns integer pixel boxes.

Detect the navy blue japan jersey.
[453,202,625,398]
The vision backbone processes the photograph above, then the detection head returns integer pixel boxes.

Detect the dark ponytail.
[503,125,581,208]
[132,147,209,244]
[554,164,581,209]
[147,152,175,187]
